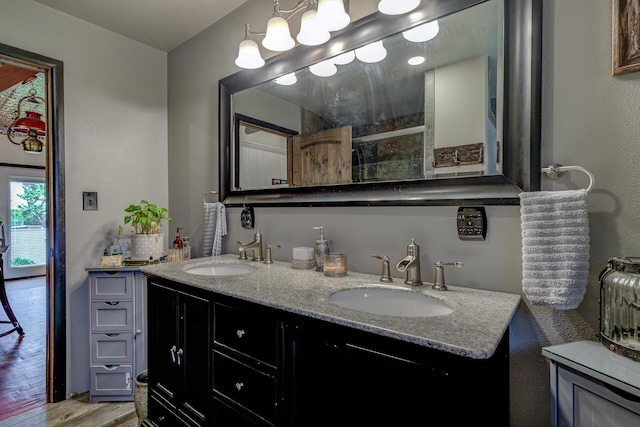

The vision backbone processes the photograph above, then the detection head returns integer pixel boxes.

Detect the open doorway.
[0,43,65,408]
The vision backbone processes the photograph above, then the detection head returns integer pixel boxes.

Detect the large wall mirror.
[220,0,541,207]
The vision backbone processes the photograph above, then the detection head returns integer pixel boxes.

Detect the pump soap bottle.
[313,226,330,272]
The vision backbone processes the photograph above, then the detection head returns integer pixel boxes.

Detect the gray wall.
[169,1,640,424]
[1,0,168,395]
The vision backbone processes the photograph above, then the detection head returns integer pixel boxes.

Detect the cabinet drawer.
[91,301,134,332]
[91,333,133,364]
[90,365,133,397]
[91,272,133,301]
[212,350,277,424]
[214,302,278,365]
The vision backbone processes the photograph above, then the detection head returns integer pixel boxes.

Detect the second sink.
[329,286,453,318]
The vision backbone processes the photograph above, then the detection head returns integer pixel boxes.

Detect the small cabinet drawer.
[214,302,278,365]
[212,350,277,424]
[90,272,134,301]
[90,365,133,397]
[91,332,133,364]
[91,301,133,332]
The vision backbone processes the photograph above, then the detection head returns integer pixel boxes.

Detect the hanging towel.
[519,189,590,310]
[203,202,227,257]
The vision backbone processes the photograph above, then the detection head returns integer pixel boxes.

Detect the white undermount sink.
[329,286,453,317]
[184,264,258,276]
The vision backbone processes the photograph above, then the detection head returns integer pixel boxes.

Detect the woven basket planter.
[130,233,165,261]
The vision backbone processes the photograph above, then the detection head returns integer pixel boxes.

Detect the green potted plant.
[124,200,172,260]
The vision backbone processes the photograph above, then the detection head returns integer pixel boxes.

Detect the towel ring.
[541,164,595,193]
[203,191,219,203]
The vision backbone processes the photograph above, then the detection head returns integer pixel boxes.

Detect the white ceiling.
[32,0,248,52]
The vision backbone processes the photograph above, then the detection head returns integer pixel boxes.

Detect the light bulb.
[403,20,440,43]
[408,56,425,65]
[275,73,297,85]
[309,60,337,77]
[297,9,331,46]
[333,50,355,65]
[355,41,387,64]
[262,15,295,51]
[317,0,350,32]
[235,39,265,69]
[378,0,421,15]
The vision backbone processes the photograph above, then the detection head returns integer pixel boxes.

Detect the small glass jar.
[324,253,347,277]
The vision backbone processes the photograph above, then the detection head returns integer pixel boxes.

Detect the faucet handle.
[264,244,280,264]
[372,254,392,283]
[432,261,464,291]
[237,241,248,260]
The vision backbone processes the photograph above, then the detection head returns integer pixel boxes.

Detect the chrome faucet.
[372,254,393,283]
[239,229,263,261]
[264,244,280,264]
[396,238,422,286]
[432,261,464,291]
[236,241,250,260]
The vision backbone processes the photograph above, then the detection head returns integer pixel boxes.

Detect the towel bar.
[541,164,595,193]
[203,191,219,203]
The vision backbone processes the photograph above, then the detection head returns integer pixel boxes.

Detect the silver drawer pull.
[176,348,183,366]
[235,382,244,392]
[170,345,177,362]
[236,329,246,338]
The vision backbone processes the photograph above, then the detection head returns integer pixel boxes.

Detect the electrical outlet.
[241,207,255,229]
[457,207,486,240]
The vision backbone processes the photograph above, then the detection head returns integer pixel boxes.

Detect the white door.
[0,167,46,279]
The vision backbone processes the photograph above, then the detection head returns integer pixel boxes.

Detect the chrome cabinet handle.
[170,345,177,362]
[236,329,246,338]
[176,348,183,366]
[235,382,244,392]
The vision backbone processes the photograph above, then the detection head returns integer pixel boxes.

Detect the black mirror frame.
[219,0,541,207]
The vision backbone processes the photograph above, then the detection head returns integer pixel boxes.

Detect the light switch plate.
[457,207,486,240]
[241,207,255,229]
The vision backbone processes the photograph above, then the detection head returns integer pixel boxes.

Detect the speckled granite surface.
[140,254,520,360]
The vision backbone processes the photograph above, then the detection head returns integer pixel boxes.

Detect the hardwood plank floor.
[0,277,46,421]
[0,392,136,427]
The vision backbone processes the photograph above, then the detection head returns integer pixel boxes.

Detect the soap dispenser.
[313,226,330,272]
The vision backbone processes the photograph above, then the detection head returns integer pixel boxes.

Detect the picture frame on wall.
[613,0,640,76]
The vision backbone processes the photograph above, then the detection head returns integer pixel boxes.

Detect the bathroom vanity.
[140,255,519,426]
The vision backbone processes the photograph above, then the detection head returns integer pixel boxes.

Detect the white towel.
[519,190,590,310]
[203,202,227,256]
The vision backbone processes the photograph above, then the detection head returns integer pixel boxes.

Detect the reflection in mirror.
[234,114,297,191]
[232,0,502,191]
[219,0,541,206]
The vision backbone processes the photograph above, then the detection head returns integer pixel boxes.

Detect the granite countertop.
[140,254,521,360]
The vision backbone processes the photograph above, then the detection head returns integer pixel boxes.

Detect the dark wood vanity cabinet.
[292,321,510,426]
[146,277,510,426]
[147,280,211,426]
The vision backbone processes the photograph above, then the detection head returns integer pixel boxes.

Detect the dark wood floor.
[0,276,46,421]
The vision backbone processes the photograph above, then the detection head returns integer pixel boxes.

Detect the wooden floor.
[0,277,138,426]
[0,277,46,421]
[0,392,137,427]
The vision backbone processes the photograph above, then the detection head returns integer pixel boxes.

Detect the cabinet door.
[178,291,211,424]
[148,283,180,403]
[556,365,640,427]
[293,321,509,426]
